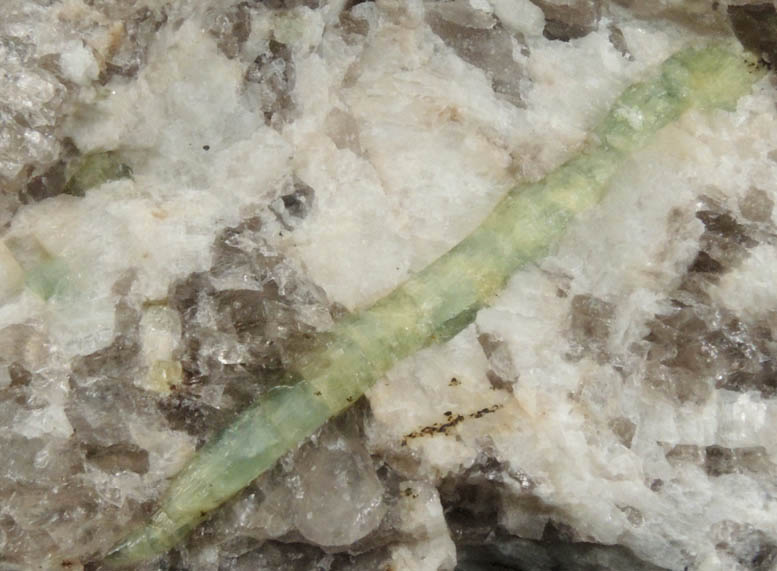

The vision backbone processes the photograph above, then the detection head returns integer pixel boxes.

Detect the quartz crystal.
[1,1,777,570]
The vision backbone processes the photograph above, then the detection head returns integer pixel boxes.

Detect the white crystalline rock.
[130,422,196,481]
[0,0,125,185]
[390,481,457,571]
[488,0,546,37]
[0,242,25,303]
[2,19,292,358]
[59,39,99,86]
[66,19,274,188]
[3,1,777,569]
[288,140,414,306]
[369,325,507,475]
[715,391,771,448]
[288,7,524,305]
[14,395,73,439]
[548,138,704,300]
[139,306,182,365]
[712,244,777,320]
[519,30,657,176]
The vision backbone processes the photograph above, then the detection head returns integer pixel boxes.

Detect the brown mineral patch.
[401,404,503,446]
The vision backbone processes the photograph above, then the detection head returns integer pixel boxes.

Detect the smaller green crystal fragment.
[63,151,133,197]
[3,236,71,300]
[25,257,70,300]
[147,360,184,394]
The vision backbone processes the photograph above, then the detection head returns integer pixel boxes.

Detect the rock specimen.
[1,1,776,570]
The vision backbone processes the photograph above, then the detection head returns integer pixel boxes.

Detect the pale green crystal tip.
[103,512,195,568]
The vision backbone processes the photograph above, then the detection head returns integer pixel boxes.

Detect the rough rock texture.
[1,1,777,570]
[0,0,168,227]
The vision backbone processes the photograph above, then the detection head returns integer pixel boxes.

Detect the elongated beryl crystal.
[104,43,765,567]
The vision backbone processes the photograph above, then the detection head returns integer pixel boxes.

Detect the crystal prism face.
[2,1,777,570]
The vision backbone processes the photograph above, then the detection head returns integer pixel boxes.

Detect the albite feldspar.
[104,43,764,567]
